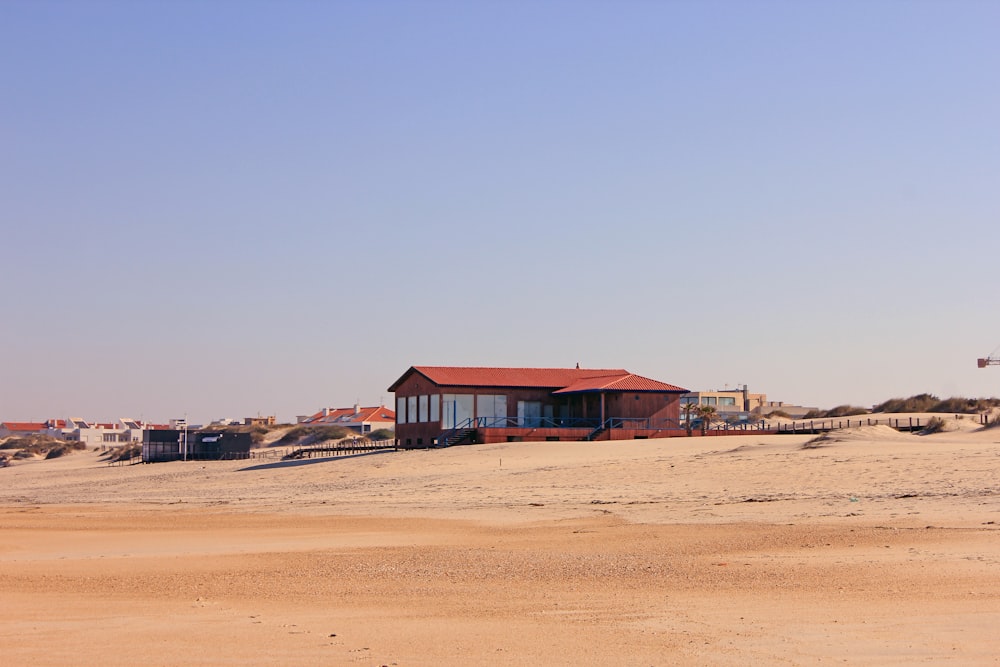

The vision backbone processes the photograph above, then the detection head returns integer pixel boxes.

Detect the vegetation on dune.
[272,425,353,446]
[99,444,142,463]
[44,442,87,459]
[797,394,1000,420]
[0,434,63,450]
[801,405,869,419]
[1,435,84,458]
[764,409,792,419]
[872,394,1000,415]
[367,428,395,441]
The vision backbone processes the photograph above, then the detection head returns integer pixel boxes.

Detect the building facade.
[388,366,688,448]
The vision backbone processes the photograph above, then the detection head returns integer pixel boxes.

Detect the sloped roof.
[1,421,47,432]
[302,406,396,425]
[553,373,687,394]
[388,366,687,394]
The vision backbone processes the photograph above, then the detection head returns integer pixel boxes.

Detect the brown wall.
[601,392,681,423]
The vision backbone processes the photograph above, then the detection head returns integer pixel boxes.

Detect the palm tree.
[681,401,699,436]
[697,405,718,435]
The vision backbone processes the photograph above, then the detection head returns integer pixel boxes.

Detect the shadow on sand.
[238,448,394,472]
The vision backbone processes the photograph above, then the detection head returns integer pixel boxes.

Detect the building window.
[441,394,473,428]
[397,397,406,423]
[476,394,508,427]
[407,396,418,423]
[418,395,429,422]
[430,395,440,423]
[719,397,736,407]
[702,397,717,406]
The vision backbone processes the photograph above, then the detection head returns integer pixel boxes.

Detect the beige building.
[681,388,817,421]
[680,387,765,421]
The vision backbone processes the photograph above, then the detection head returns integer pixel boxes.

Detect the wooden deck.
[283,439,395,459]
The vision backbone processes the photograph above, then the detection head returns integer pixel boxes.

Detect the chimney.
[354,403,361,415]
[323,408,330,417]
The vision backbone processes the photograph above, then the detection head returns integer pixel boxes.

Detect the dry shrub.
[44,442,86,459]
[919,416,948,435]
[307,426,352,444]
[102,444,142,462]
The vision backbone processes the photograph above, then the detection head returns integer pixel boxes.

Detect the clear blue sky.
[2,1,999,424]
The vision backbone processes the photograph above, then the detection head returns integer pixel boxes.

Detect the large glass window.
[476,394,508,426]
[430,395,440,422]
[418,395,429,422]
[517,401,542,427]
[719,396,736,407]
[396,397,405,424]
[407,396,418,423]
[702,396,717,406]
[441,394,473,428]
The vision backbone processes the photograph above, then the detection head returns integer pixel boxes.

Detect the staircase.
[437,428,476,447]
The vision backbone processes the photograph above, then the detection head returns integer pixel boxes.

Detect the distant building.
[755,401,818,419]
[0,421,48,439]
[680,388,817,421]
[244,415,276,426]
[298,405,395,434]
[680,388,766,423]
[0,417,150,445]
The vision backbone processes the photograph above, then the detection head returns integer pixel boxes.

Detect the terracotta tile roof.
[1,421,47,432]
[302,406,396,425]
[389,366,687,393]
[553,373,687,394]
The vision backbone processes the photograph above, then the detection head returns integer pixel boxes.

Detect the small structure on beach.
[142,430,252,462]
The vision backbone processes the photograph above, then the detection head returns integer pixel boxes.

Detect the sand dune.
[2,427,999,665]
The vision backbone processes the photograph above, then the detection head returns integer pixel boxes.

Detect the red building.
[387,366,689,448]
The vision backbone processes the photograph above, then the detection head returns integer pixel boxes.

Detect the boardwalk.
[772,414,986,434]
[283,439,395,460]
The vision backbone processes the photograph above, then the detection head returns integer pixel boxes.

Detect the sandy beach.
[2,424,999,665]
